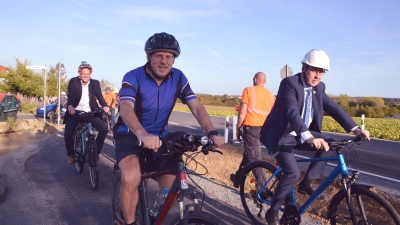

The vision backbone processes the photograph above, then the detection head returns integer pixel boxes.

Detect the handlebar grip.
[137,139,162,147]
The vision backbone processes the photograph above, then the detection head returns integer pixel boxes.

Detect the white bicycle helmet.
[301,49,330,71]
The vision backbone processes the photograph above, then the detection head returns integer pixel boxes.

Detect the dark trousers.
[110,108,116,128]
[64,113,108,156]
[234,126,266,191]
[270,132,335,210]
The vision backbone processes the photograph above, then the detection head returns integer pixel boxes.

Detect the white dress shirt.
[76,80,91,112]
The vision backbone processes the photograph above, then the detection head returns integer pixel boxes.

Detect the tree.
[100,79,116,91]
[0,58,44,97]
[46,67,69,97]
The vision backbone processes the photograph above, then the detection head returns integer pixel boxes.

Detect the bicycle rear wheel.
[240,160,292,225]
[87,139,99,190]
[328,185,400,225]
[169,211,227,225]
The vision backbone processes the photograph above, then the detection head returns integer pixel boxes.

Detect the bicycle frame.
[138,154,199,225]
[258,152,349,215]
[77,121,96,160]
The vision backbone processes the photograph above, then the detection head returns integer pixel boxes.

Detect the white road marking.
[184,126,197,130]
[293,154,400,183]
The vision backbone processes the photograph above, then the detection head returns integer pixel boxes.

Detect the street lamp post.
[55,62,66,126]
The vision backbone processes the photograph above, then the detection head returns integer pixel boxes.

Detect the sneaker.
[230,174,240,188]
[265,208,280,225]
[68,155,75,164]
[297,181,326,200]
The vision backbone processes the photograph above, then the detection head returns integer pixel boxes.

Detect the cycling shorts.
[114,132,177,173]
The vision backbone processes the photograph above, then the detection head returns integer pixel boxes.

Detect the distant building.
[0,65,8,73]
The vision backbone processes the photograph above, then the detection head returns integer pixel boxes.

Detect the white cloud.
[201,45,222,59]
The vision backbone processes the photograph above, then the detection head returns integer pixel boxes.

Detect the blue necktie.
[304,89,312,127]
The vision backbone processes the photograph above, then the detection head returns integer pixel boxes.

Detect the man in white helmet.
[259,49,371,224]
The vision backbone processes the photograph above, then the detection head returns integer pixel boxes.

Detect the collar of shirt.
[81,79,90,86]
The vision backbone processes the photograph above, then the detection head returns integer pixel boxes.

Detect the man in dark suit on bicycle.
[113,32,225,225]
[259,49,371,224]
[63,61,110,164]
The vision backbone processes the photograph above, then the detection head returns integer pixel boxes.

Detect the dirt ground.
[1,129,399,224]
[0,125,60,157]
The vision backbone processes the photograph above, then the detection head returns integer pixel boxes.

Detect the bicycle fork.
[176,177,200,225]
[343,171,364,224]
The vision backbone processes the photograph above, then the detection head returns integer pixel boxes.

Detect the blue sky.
[1,0,399,98]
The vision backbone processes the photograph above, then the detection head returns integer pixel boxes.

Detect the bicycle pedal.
[280,203,300,225]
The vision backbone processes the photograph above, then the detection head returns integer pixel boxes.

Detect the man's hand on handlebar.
[306,137,330,151]
[209,135,224,148]
[137,133,161,152]
[353,129,371,140]
[103,106,110,113]
[68,105,76,115]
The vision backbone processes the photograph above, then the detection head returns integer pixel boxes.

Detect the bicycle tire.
[112,166,123,224]
[328,184,400,225]
[87,139,99,190]
[240,160,293,225]
[169,211,227,225]
[103,114,111,133]
[112,166,142,225]
[48,111,56,124]
[73,129,84,173]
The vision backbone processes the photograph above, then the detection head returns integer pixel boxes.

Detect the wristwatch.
[207,130,219,138]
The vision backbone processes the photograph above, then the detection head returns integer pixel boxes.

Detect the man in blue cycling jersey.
[113,32,225,225]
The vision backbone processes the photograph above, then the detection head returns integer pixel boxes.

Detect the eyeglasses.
[153,54,175,62]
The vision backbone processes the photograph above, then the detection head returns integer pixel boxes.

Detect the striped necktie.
[304,88,312,127]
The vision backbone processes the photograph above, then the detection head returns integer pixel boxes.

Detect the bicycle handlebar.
[328,135,365,149]
[137,132,222,155]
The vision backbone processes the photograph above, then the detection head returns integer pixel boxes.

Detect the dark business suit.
[260,73,357,210]
[63,77,108,156]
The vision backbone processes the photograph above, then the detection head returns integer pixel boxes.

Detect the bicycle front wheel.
[328,185,400,225]
[87,139,99,190]
[240,160,292,225]
[169,211,227,225]
[48,111,56,124]
[112,165,124,224]
[112,165,142,225]
[73,129,84,173]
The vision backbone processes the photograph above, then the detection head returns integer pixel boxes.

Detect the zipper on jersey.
[154,85,160,122]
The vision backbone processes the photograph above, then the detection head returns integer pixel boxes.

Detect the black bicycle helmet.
[78,61,93,73]
[144,32,181,57]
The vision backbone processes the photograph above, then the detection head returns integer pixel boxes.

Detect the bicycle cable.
[182,151,211,211]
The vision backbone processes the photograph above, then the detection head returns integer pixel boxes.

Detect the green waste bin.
[0,94,19,122]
